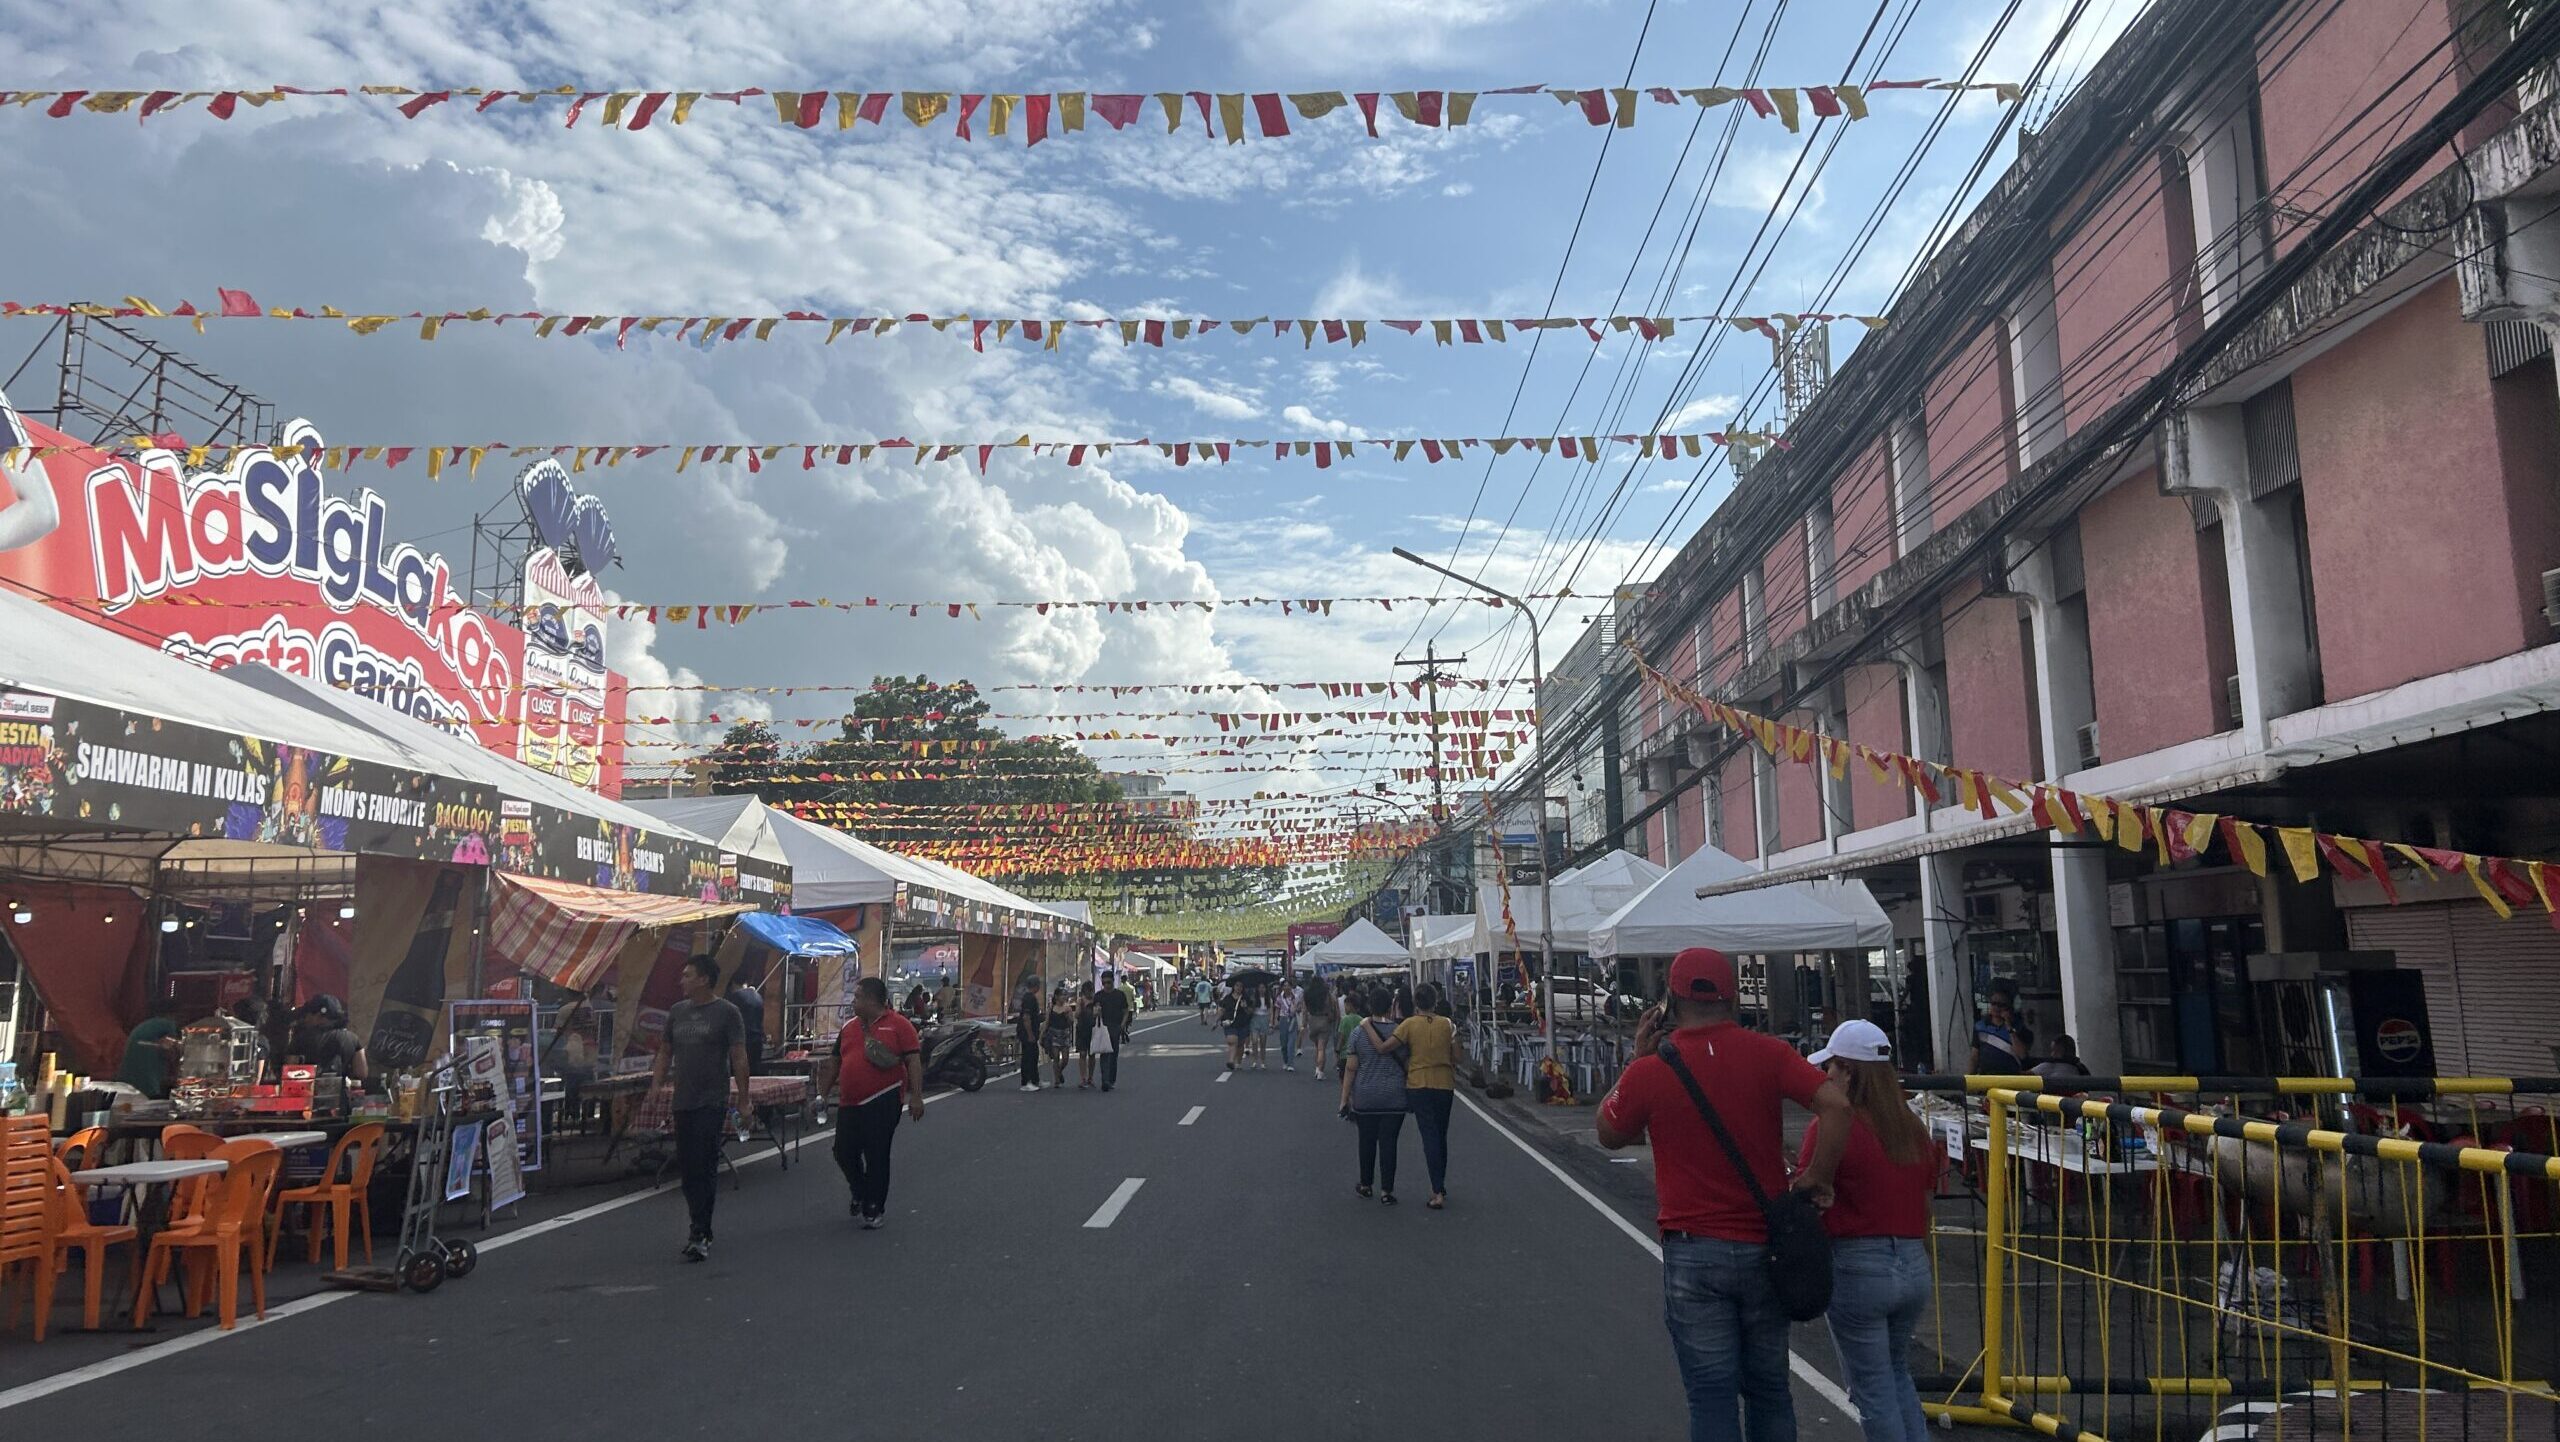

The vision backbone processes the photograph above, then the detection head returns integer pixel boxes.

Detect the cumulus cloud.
[1280,405,1368,440]
[1152,375,1264,420]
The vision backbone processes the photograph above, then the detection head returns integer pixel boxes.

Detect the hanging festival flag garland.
[1628,649,2560,930]
[8,429,1779,477]
[0,81,2024,140]
[111,590,1600,622]
[3,297,1883,351]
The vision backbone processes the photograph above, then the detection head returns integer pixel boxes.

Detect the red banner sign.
[0,407,627,795]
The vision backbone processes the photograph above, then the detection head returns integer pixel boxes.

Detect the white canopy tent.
[1588,844,1891,959]
[1302,917,1412,971]
[1408,914,1476,962]
[627,794,1084,940]
[1467,848,1668,954]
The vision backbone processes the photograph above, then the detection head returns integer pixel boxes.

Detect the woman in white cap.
[1798,1018,1938,1442]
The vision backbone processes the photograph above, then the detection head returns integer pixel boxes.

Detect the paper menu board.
[449,997,545,1173]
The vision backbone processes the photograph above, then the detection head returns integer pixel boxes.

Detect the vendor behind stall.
[118,997,185,1099]
[288,995,370,1082]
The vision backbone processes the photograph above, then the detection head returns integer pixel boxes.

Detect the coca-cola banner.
[0,401,627,795]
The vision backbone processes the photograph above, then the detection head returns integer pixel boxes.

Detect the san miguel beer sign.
[0,396,626,794]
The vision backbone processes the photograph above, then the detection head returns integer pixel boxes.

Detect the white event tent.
[1588,843,1891,960]
[1302,917,1412,972]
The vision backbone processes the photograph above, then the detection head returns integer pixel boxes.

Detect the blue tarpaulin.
[737,910,860,956]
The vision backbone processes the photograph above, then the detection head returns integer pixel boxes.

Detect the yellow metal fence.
[1903,1076,2560,1441]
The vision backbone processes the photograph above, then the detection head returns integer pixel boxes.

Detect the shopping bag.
[1091,1023,1116,1056]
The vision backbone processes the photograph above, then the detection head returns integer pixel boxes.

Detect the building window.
[1740,567,1768,662]
[2006,268,2067,469]
[1805,499,1838,614]
[2177,83,2269,326]
[1889,414,1932,555]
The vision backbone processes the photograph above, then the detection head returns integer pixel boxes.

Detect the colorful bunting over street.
[0,80,2024,140]
[2,297,1882,350]
[9,429,1780,477]
[1630,651,2560,930]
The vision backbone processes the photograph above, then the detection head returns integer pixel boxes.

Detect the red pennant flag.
[1354,92,1381,136]
[956,93,985,139]
[1807,86,1843,118]
[1252,93,1289,138]
[1315,443,1333,469]
[208,92,238,120]
[1093,94,1143,129]
[46,92,87,118]
[627,92,670,130]
[1416,90,1444,127]
[1144,319,1166,346]
[1740,88,1775,118]
[1576,90,1609,126]
[1025,93,1052,145]
[217,288,260,317]
[140,90,182,119]
[858,92,892,124]
[399,90,453,118]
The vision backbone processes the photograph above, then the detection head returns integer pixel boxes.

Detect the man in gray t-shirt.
[653,956,749,1260]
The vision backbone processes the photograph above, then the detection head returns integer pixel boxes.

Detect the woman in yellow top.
[1377,981,1459,1209]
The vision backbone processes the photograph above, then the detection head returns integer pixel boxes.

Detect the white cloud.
[1666,393,1745,430]
[1152,375,1264,420]
[1280,405,1368,440]
[1214,0,1535,69]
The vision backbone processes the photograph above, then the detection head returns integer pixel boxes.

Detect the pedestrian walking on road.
[1340,985,1410,1203]
[1597,947,1853,1442]
[1249,980,1272,1068]
[833,976,925,1229]
[1221,981,1256,1072]
[653,955,751,1262]
[1303,976,1337,1078]
[1375,982,1458,1209]
[1196,975,1216,1025]
[1043,984,1076,1089]
[1272,979,1302,1071]
[1075,981,1100,1089]
[1095,972,1133,1091]
[1013,976,1045,1093]
[1801,1020,1939,1442]
[1335,995,1362,1080]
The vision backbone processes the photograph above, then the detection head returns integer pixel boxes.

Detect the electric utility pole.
[1395,644,1464,912]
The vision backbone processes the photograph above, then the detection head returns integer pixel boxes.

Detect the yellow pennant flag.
[1984,777,2027,815]
[2463,854,2513,920]
[1156,93,1184,132]
[427,448,444,481]
[2277,827,2320,884]
[673,92,701,124]
[1768,88,1801,132]
[1060,92,1087,132]
[2116,804,2147,853]
[2084,794,2114,843]
[989,94,1018,137]
[2531,860,2558,913]
[902,92,949,127]
[1217,92,1246,143]
[2225,820,2269,877]
[2181,811,2219,857]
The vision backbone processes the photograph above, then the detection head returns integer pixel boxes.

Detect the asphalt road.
[0,1014,1873,1441]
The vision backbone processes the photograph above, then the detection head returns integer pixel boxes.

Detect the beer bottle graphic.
[369,868,468,1069]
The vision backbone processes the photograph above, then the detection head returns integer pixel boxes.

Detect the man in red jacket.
[1598,947,1852,1442]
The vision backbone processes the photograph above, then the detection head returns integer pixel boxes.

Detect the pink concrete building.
[1595,0,2560,1075]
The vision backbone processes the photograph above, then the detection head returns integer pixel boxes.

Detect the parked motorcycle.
[918,1018,998,1093]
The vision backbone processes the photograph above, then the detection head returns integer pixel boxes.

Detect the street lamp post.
[1391,547,1557,1070]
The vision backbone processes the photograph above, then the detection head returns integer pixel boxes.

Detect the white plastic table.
[250,1131,331,1151]
[69,1159,230,1329]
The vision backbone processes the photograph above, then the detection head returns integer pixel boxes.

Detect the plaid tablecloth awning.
[488,872,751,992]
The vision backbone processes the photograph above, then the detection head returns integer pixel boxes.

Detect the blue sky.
[0,0,2134,809]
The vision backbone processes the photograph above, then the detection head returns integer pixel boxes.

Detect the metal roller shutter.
[2347,902,2560,1078]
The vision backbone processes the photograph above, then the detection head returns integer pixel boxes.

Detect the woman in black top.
[1042,985,1076,1089]
[1074,982,1100,1090]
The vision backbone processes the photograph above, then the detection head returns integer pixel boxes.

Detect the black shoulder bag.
[1655,1043,1833,1321]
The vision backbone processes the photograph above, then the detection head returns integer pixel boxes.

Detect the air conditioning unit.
[2073,721,2100,771]
[2541,567,2560,629]
[2223,674,2244,727]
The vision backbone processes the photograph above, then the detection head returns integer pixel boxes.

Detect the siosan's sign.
[0,405,627,795]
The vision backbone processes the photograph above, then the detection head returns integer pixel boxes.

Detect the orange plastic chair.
[276,1124,385,1270]
[38,1157,134,1336]
[157,1127,225,1231]
[53,1126,109,1173]
[134,1139,279,1331]
[1,1116,50,1338]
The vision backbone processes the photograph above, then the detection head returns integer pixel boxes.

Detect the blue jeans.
[1661,1236,1797,1442]
[1824,1237,1933,1442]
[1276,1018,1299,1067]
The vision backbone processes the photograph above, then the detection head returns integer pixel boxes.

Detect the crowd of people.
[645,939,1975,1442]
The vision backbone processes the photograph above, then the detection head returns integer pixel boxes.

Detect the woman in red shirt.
[1798,1020,1938,1442]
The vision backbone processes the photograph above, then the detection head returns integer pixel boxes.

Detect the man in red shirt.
[833,975,926,1229]
[1598,947,1852,1442]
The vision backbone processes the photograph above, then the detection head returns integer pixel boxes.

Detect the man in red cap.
[1598,946,1852,1442]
